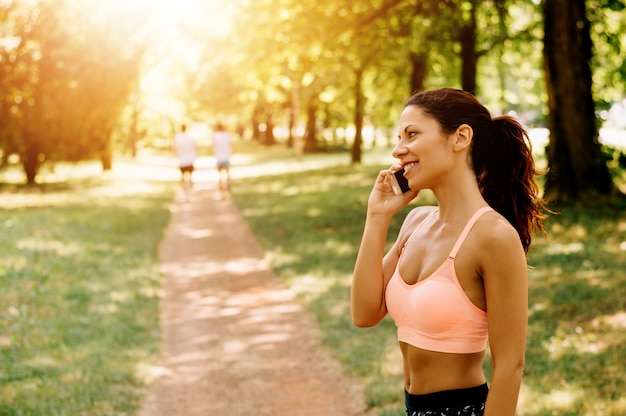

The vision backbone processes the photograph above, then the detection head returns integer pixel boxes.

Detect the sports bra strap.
[449,206,494,259]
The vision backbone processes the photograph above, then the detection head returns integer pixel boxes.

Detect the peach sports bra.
[385,207,492,354]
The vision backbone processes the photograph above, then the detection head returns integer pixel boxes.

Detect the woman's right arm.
[350,169,419,327]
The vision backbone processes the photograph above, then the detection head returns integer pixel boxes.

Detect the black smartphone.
[390,169,411,195]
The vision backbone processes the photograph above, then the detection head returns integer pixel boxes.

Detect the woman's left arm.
[481,219,528,416]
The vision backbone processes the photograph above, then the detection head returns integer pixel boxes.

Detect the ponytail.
[405,88,546,252]
[472,116,545,252]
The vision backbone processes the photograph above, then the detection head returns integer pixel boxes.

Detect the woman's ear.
[453,124,473,152]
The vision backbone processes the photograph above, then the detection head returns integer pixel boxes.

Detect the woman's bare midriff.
[401,342,487,395]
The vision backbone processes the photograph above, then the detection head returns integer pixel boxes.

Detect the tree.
[327,0,414,163]
[542,0,615,202]
[0,1,76,183]
[0,0,145,183]
[459,0,480,93]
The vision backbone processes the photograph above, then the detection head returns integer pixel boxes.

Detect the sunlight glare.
[544,389,581,410]
[593,311,626,330]
[108,0,234,38]
[99,0,236,132]
[545,327,607,359]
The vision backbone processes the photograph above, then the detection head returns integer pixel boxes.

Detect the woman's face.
[392,105,455,191]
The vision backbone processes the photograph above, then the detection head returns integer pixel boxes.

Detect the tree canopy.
[0,0,624,201]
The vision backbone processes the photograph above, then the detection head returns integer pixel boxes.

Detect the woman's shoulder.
[474,209,523,252]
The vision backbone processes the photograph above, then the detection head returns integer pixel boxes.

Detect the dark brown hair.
[405,88,546,252]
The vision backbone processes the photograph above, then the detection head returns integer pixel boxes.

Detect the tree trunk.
[22,143,40,185]
[130,107,138,158]
[303,98,317,153]
[287,103,295,149]
[409,51,427,94]
[542,0,614,203]
[288,82,301,152]
[351,68,364,165]
[460,0,478,94]
[496,0,508,113]
[264,107,276,146]
[101,145,112,171]
[251,102,262,141]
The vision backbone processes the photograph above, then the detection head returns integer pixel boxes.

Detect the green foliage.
[600,145,626,193]
[589,0,626,105]
[0,0,147,183]
[0,169,174,414]
[2,0,625,192]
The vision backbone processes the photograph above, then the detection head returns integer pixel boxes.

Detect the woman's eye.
[398,130,418,142]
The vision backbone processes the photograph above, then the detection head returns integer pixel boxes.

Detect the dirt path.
[138,182,367,416]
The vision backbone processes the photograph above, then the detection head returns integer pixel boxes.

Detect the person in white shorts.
[213,122,232,191]
[174,124,197,195]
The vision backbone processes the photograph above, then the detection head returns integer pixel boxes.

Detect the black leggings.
[405,383,488,416]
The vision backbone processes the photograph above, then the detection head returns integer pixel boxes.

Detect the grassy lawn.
[0,159,176,415]
[229,147,626,416]
[522,205,626,415]
[1,145,625,415]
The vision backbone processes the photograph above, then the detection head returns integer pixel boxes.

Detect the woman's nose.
[392,141,406,159]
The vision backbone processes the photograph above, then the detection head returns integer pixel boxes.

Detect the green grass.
[1,147,625,415]
[229,150,626,416]
[0,161,176,415]
[522,204,626,415]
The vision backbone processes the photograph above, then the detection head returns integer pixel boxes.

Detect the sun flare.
[97,0,235,42]
[90,0,237,134]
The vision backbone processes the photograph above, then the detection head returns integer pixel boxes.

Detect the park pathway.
[138,181,366,416]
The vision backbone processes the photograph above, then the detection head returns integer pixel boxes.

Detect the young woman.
[351,88,546,416]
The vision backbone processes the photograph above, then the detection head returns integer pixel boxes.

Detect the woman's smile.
[402,161,419,173]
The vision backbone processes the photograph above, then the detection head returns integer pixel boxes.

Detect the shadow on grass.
[522,203,626,414]
[0,176,101,193]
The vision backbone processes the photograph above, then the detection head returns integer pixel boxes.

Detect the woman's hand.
[367,165,419,218]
